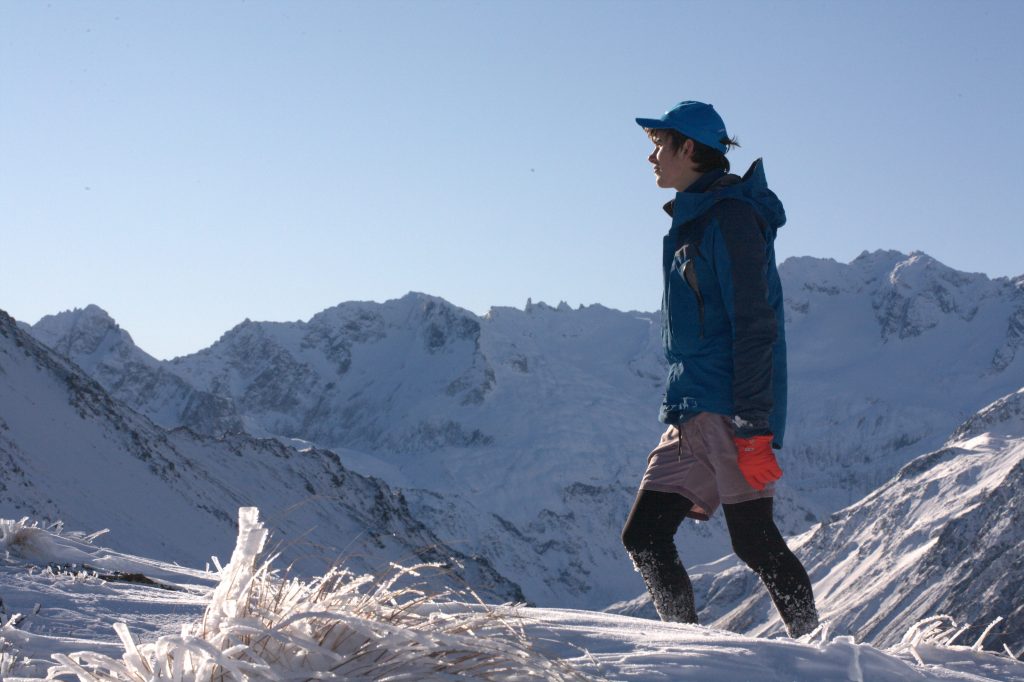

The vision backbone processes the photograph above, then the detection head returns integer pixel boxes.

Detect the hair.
[646,128,740,173]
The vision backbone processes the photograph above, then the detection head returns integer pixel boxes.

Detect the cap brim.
[635,117,671,129]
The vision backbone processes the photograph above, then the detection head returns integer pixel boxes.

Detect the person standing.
[621,100,819,638]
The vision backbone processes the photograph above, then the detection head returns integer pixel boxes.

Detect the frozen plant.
[894,614,1019,665]
[1,638,16,675]
[1,516,108,564]
[0,633,34,677]
[49,507,588,681]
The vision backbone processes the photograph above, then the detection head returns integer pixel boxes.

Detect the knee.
[622,517,667,556]
[731,537,773,569]
[725,506,787,569]
[621,521,648,555]
[622,490,691,555]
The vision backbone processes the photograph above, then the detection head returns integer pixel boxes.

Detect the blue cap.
[636,101,729,154]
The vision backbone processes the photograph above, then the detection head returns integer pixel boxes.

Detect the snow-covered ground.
[1,509,1021,681]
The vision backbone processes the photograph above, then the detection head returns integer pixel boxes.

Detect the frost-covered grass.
[895,614,1024,664]
[46,508,585,681]
[2,509,1023,681]
[1,638,22,676]
[1,517,106,565]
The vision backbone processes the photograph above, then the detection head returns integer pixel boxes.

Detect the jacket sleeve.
[710,200,776,438]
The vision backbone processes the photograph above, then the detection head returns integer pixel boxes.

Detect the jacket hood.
[666,159,787,237]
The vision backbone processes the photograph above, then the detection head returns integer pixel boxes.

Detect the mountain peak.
[523,298,574,314]
[781,251,1005,341]
[888,251,990,287]
[30,305,139,365]
[951,386,1024,442]
[851,249,910,278]
[872,252,994,340]
[36,304,117,330]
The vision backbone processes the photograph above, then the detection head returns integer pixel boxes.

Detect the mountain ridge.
[0,308,524,605]
[18,249,1024,612]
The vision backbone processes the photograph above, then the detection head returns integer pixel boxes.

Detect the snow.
[1,509,1021,681]
[4,250,1024,678]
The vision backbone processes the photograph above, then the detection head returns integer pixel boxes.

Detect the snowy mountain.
[0,309,522,604]
[26,305,243,435]
[20,250,1024,613]
[780,250,1024,511]
[24,296,670,609]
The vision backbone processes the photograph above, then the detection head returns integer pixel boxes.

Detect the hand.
[733,434,782,491]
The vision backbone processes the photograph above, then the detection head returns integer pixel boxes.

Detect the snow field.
[1,509,1022,681]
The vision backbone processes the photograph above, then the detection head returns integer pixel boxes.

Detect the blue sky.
[2,0,1022,360]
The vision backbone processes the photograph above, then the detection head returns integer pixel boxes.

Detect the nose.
[648,149,657,164]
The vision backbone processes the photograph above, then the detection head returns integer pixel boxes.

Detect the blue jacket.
[659,159,788,448]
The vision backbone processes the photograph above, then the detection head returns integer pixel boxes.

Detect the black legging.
[621,489,818,636]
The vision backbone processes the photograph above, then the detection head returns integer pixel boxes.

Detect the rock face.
[20,251,1024,612]
[691,387,1024,652]
[0,309,523,604]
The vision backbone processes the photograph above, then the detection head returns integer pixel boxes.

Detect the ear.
[679,138,695,160]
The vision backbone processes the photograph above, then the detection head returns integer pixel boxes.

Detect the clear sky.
[2,0,1022,360]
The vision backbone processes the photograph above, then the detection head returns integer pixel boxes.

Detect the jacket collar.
[662,169,726,218]
[661,160,785,235]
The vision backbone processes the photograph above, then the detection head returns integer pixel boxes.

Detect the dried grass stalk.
[48,507,590,681]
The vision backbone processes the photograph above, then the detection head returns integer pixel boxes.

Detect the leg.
[621,489,698,623]
[723,498,819,637]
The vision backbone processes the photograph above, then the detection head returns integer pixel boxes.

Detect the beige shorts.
[638,411,774,520]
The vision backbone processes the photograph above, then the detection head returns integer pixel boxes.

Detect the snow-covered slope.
[659,387,1024,653]
[1,508,1021,681]
[0,309,522,603]
[22,251,1024,612]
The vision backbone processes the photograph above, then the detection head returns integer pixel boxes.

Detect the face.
[647,132,697,192]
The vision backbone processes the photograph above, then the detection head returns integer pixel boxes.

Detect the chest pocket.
[674,242,706,339]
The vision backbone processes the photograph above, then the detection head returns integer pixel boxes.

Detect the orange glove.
[733,434,782,491]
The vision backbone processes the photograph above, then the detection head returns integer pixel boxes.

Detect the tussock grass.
[49,508,589,681]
